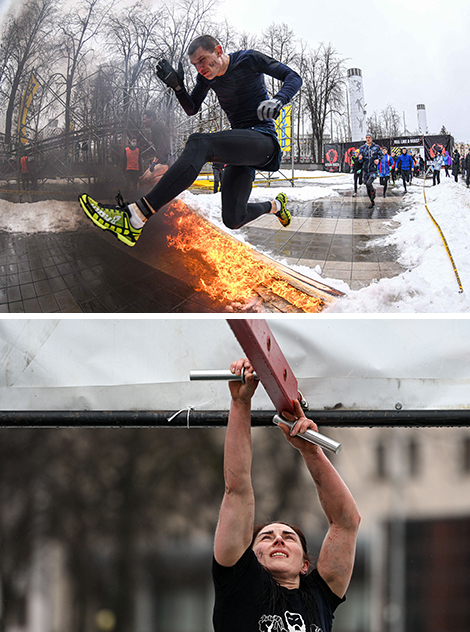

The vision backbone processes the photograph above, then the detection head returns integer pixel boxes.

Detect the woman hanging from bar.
[212,357,361,632]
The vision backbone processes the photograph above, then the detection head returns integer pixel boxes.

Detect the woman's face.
[252,523,309,581]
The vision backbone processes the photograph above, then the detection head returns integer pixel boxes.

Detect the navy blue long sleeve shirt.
[176,50,302,135]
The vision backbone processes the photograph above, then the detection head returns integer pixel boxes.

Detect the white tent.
[0,318,469,413]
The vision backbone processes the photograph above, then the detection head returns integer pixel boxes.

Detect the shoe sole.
[79,194,139,247]
[275,192,291,227]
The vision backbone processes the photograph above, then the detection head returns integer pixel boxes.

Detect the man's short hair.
[188,35,221,57]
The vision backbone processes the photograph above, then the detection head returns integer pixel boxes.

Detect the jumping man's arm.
[156,58,209,116]
[175,77,210,116]
[279,400,361,598]
[251,51,302,106]
[213,359,258,567]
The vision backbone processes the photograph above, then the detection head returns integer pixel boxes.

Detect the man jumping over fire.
[79,35,302,247]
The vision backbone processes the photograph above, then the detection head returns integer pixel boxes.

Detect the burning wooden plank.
[164,200,344,313]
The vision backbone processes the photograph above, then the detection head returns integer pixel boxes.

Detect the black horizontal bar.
[0,409,469,428]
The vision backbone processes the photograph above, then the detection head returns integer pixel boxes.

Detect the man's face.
[366,135,372,145]
[143,114,152,128]
[189,45,224,80]
[252,523,308,581]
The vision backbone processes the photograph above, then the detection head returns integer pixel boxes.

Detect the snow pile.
[0,199,90,233]
[328,180,470,313]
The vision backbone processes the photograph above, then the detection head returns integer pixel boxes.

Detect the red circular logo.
[326,149,339,163]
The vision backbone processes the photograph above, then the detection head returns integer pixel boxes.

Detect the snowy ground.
[1,171,470,313]
[182,171,470,313]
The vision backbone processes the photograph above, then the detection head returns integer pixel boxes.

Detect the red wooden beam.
[227,319,300,415]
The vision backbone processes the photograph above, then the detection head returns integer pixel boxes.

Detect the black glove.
[257,98,283,121]
[156,59,184,91]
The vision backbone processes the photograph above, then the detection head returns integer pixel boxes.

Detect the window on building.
[408,438,420,477]
[462,436,470,474]
[376,441,387,479]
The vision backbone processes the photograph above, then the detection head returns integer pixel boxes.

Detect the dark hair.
[251,522,319,620]
[143,110,156,121]
[188,35,220,57]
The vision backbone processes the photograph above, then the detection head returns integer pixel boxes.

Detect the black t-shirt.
[212,548,345,632]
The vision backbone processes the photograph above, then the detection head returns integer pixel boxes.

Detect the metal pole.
[189,369,258,382]
[1,409,470,428]
[291,102,295,186]
[273,414,342,454]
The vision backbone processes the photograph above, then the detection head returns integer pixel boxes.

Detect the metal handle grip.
[273,415,342,454]
[190,369,258,383]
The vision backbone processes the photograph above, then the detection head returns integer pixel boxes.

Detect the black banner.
[324,135,454,171]
[424,135,454,161]
[324,144,341,172]
[329,139,391,173]
[342,141,362,173]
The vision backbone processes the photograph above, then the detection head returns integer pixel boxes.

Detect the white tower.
[417,104,428,134]
[347,68,367,141]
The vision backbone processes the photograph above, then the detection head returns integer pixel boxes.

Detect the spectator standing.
[212,162,225,193]
[20,153,31,190]
[123,136,142,199]
[443,150,451,177]
[465,148,470,188]
[452,149,460,182]
[432,149,445,186]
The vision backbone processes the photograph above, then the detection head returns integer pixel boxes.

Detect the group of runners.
[350,137,427,206]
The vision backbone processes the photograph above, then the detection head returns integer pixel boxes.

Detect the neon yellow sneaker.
[78,192,142,247]
[275,192,291,227]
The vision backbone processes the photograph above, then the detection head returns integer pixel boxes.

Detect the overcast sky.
[216,0,470,141]
[1,0,468,141]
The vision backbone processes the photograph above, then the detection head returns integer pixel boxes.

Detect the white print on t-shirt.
[258,612,323,632]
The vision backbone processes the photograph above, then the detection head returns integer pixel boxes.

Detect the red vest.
[125,147,140,171]
[20,156,29,173]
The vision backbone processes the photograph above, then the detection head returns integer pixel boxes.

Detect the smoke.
[0,0,16,23]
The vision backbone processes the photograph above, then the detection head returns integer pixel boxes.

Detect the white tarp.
[0,318,469,411]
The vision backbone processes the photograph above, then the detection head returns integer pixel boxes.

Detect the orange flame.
[165,201,323,312]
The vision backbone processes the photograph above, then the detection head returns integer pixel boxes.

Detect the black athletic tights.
[142,129,277,229]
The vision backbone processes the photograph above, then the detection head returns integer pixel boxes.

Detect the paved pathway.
[0,179,409,312]
[240,185,406,290]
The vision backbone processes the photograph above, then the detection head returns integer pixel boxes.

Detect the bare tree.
[366,111,384,139]
[294,39,309,162]
[303,43,345,162]
[381,104,401,137]
[260,22,298,97]
[106,2,163,129]
[2,0,57,145]
[157,0,216,64]
[58,0,116,153]
[235,31,259,51]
